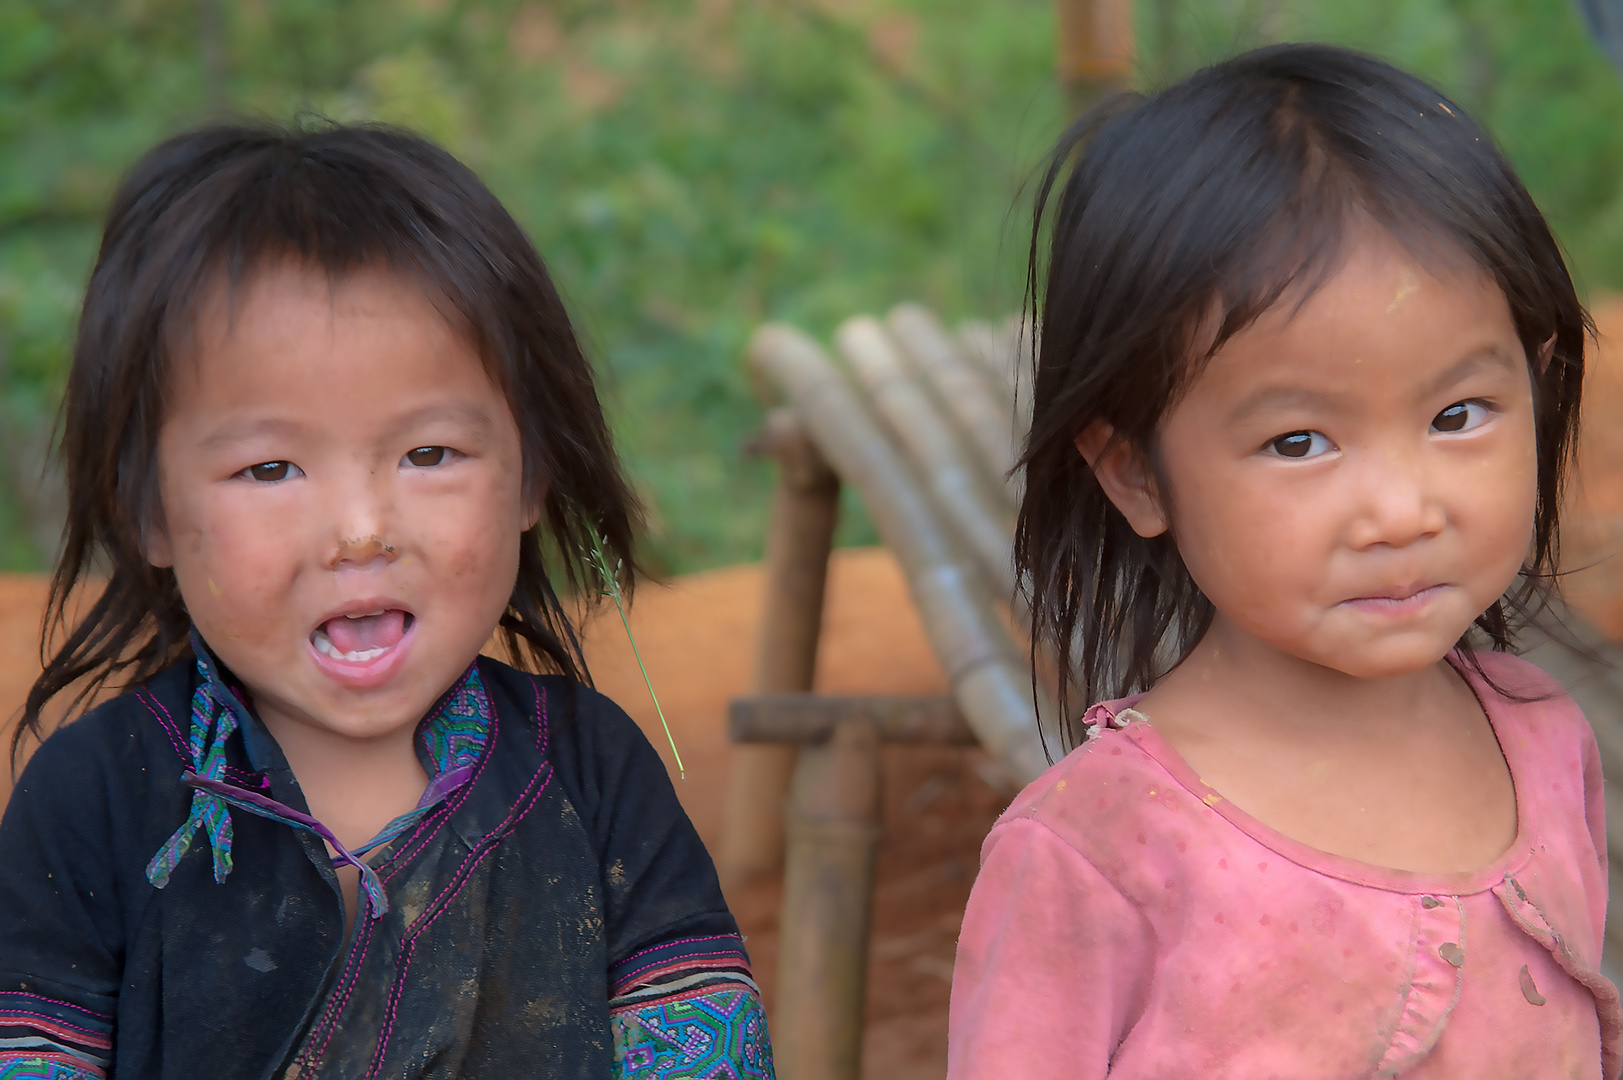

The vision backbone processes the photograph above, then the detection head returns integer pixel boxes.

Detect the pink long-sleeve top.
[949,652,1622,1078]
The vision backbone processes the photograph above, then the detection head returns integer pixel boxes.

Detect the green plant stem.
[609,586,684,779]
[587,528,684,778]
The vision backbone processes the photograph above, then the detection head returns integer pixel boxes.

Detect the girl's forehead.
[1178,223,1494,371]
[1183,231,1521,411]
[193,260,452,342]
[167,262,506,426]
[180,262,476,380]
[1267,230,1500,329]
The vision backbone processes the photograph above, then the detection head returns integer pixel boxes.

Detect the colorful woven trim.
[144,650,492,919]
[0,991,112,1079]
[610,934,754,999]
[0,1054,104,1079]
[144,652,240,889]
[0,992,112,1055]
[610,983,774,1079]
[418,673,489,775]
[609,935,770,1078]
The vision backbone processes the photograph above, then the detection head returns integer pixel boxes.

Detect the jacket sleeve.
[0,720,127,1079]
[544,681,772,1079]
[948,816,1154,1080]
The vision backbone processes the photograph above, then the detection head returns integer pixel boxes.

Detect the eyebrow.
[1417,347,1520,399]
[198,416,309,451]
[1225,346,1521,426]
[197,401,497,451]
[1225,385,1338,426]
[383,401,498,438]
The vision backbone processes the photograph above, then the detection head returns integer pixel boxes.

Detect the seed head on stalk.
[585,526,684,778]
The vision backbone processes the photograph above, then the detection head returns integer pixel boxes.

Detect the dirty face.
[1098,225,1538,678]
[148,262,537,744]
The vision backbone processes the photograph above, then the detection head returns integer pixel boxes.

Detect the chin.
[1320,639,1460,680]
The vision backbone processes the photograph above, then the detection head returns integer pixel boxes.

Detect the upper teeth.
[312,627,388,663]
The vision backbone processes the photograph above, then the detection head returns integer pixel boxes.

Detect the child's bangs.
[1160,100,1535,411]
[151,129,494,403]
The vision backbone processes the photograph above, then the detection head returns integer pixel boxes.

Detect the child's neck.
[256,701,431,936]
[256,702,431,855]
[1147,616,1458,739]
[1134,615,1518,874]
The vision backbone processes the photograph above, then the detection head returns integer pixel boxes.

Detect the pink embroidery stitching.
[360,679,551,1079]
[613,950,750,993]
[137,689,190,763]
[617,934,739,967]
[0,1010,111,1042]
[297,673,506,1073]
[0,993,110,1021]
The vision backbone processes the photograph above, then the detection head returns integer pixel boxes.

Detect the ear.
[1074,420,1170,538]
[1537,333,1557,375]
[521,479,548,533]
[142,510,175,569]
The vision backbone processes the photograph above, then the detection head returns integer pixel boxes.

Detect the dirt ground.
[8,297,1623,1078]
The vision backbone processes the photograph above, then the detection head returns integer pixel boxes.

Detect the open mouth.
[311,609,416,663]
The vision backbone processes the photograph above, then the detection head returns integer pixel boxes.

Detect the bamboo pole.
[773,717,883,1080]
[887,304,1021,506]
[835,316,1017,600]
[957,319,1019,408]
[748,324,1051,785]
[718,409,841,884]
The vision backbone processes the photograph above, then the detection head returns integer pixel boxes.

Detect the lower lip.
[1341,585,1447,617]
[306,617,417,689]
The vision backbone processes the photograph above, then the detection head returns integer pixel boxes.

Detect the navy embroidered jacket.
[0,653,768,1078]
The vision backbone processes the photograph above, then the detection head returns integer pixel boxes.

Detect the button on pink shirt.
[949,652,1622,1078]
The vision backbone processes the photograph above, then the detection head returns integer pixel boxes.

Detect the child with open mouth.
[0,122,772,1080]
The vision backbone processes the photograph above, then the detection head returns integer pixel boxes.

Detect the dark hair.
[16,120,642,760]
[1016,44,1588,749]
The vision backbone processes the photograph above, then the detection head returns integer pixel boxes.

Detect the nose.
[331,534,397,569]
[321,469,400,571]
[1345,445,1445,551]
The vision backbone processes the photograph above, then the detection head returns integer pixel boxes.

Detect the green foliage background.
[2,0,1621,576]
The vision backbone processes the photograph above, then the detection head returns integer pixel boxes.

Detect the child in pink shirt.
[951,44,1620,1078]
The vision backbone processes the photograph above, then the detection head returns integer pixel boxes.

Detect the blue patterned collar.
[145,634,492,919]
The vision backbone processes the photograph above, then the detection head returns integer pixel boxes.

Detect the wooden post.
[719,409,841,883]
[1055,0,1135,96]
[774,718,883,1080]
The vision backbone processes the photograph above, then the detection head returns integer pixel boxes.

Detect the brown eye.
[405,446,448,467]
[245,461,294,482]
[1434,404,1467,432]
[1267,431,1331,459]
[1431,402,1487,434]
